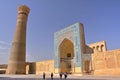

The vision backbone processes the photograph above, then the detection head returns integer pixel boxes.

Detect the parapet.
[18,5,30,15]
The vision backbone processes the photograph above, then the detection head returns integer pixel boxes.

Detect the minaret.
[6,5,30,74]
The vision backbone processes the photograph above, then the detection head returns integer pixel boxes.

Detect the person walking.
[51,72,53,80]
[64,72,67,79]
[43,72,46,80]
[59,72,62,79]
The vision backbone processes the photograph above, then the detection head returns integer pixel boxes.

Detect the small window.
[96,46,99,51]
[67,53,71,57]
[93,46,95,50]
[101,45,104,52]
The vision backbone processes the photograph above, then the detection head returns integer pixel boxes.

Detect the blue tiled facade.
[54,22,83,71]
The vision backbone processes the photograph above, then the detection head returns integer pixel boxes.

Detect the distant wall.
[26,60,54,75]
[0,64,7,69]
[92,49,120,75]
[0,64,7,74]
[26,62,36,74]
[36,60,54,74]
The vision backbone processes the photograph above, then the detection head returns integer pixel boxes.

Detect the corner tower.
[7,5,30,74]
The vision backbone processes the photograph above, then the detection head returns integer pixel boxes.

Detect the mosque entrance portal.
[54,23,85,74]
[59,38,74,73]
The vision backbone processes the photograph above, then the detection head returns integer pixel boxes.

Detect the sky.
[0,0,120,64]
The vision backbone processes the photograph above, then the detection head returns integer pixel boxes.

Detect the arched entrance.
[59,38,74,73]
[84,60,90,73]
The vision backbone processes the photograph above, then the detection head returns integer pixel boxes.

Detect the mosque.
[0,5,120,76]
[25,22,120,76]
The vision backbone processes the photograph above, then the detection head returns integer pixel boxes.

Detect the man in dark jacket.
[43,72,45,80]
[51,72,53,80]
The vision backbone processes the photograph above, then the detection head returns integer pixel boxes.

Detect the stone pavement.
[0,74,120,80]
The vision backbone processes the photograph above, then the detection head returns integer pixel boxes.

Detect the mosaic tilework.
[54,22,83,69]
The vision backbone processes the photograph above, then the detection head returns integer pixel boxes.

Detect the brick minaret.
[7,5,30,74]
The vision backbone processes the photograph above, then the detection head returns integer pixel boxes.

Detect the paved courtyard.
[0,74,120,80]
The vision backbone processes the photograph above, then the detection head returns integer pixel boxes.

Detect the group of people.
[43,72,67,80]
[59,72,67,79]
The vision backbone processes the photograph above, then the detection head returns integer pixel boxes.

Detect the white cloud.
[0,40,53,64]
[26,53,42,62]
[0,45,10,50]
[0,40,11,45]
[0,40,11,51]
[26,52,54,63]
[0,40,11,64]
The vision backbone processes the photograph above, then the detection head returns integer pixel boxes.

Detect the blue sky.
[0,0,120,64]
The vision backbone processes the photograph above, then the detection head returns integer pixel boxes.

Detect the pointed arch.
[58,38,74,73]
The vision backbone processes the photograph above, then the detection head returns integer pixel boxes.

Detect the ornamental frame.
[54,22,83,70]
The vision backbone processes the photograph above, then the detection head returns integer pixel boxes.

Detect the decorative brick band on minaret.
[6,5,30,74]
